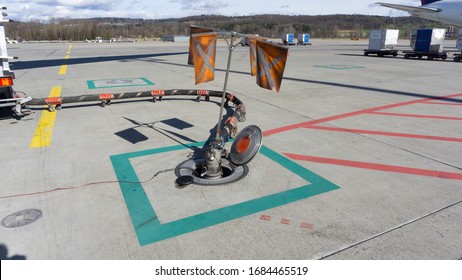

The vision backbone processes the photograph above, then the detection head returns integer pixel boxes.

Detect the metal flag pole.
[214,32,237,145]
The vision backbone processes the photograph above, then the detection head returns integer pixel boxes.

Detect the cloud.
[171,0,228,12]
[9,0,118,12]
[7,0,127,21]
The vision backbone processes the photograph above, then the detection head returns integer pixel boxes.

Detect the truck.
[281,33,295,45]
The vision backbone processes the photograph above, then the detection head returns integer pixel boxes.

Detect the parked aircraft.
[377,0,462,26]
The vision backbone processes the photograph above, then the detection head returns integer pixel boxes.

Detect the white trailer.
[364,29,399,57]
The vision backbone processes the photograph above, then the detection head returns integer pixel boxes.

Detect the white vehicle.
[95,37,103,43]
[376,0,462,27]
[5,37,17,44]
[1,7,31,117]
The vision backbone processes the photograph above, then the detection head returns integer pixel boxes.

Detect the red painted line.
[299,223,314,230]
[280,218,291,225]
[423,101,462,106]
[307,125,462,143]
[260,215,272,221]
[284,153,462,181]
[368,111,462,121]
[263,93,462,137]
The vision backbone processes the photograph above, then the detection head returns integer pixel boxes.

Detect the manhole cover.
[2,209,42,229]
[107,79,133,85]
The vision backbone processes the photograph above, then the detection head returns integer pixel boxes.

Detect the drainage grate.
[2,209,42,229]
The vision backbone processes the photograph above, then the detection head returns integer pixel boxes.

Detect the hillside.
[6,14,456,41]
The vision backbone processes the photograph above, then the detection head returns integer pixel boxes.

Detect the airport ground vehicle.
[0,6,30,117]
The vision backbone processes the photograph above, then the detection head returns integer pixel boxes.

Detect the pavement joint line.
[29,86,62,148]
[110,142,340,246]
[318,198,462,260]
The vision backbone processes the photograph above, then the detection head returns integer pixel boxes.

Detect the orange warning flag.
[255,40,288,92]
[248,36,258,76]
[249,36,267,76]
[188,26,214,65]
[191,32,218,85]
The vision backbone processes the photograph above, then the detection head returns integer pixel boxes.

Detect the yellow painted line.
[59,44,72,75]
[29,87,61,148]
[59,64,67,75]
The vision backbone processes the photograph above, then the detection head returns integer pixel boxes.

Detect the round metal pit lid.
[2,209,42,229]
[229,125,262,166]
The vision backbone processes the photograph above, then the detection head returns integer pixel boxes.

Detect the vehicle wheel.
[418,55,422,59]
[455,56,461,62]
[392,52,398,57]
[441,54,447,60]
[404,54,410,59]
[364,52,369,56]
[427,55,434,60]
[378,53,384,57]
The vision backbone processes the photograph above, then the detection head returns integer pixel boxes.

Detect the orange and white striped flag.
[249,36,267,76]
[191,32,218,85]
[255,40,288,92]
[188,26,214,65]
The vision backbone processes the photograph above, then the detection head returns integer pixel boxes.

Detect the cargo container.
[281,33,294,45]
[403,28,447,60]
[297,34,311,45]
[457,29,462,51]
[410,28,446,52]
[455,29,462,62]
[364,29,399,57]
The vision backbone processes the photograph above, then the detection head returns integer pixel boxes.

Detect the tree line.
[5,14,454,42]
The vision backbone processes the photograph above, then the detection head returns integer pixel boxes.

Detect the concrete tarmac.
[0,39,461,259]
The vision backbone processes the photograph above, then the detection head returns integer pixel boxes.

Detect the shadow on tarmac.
[0,244,26,260]
[151,59,462,104]
[11,52,189,70]
[118,101,235,158]
[12,49,461,104]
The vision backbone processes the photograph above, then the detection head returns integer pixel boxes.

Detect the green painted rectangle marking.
[87,77,154,89]
[110,142,340,246]
[314,65,366,70]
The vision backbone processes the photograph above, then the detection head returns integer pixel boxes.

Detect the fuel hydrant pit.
[175,157,249,186]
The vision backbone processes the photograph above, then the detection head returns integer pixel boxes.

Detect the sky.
[4,0,422,22]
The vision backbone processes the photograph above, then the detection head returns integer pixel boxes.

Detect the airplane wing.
[376,3,441,14]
